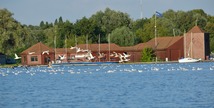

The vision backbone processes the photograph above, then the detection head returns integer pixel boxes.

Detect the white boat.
[179,32,199,63]
[178,57,199,63]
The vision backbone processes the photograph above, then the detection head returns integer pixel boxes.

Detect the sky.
[0,0,213,25]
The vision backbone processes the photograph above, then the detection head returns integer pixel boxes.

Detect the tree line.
[0,8,214,58]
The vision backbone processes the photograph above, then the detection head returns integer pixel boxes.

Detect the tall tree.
[0,9,28,55]
[141,47,155,62]
[90,8,132,43]
[110,26,135,46]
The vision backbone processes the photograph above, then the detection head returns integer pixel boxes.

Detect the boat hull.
[178,58,199,63]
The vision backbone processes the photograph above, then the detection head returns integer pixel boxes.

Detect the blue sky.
[0,0,213,25]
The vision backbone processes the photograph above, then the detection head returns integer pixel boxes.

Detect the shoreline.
[0,60,213,68]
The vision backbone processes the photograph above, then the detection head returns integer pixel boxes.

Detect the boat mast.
[75,35,77,61]
[65,35,67,62]
[191,32,193,58]
[54,31,56,63]
[85,35,88,50]
[155,11,157,62]
[108,34,110,61]
[184,32,186,58]
[99,34,100,62]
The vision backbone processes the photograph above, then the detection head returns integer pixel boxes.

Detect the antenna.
[140,0,143,19]
[195,17,198,26]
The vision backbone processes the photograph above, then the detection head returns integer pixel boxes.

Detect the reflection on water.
[0,62,214,108]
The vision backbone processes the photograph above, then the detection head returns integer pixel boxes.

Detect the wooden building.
[127,36,184,62]
[20,26,210,65]
[184,26,210,60]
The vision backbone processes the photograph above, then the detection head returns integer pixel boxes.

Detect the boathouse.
[20,42,55,65]
[129,36,184,62]
[183,26,210,60]
[20,26,210,65]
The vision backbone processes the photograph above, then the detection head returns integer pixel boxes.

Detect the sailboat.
[178,57,199,63]
[178,32,200,63]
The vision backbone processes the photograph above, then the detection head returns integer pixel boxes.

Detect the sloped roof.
[55,48,76,54]
[131,43,148,51]
[148,36,183,50]
[132,36,183,51]
[120,46,136,52]
[77,43,123,52]
[21,42,54,55]
[187,26,204,33]
[21,35,183,55]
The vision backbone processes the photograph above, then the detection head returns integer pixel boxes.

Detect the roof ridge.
[187,26,204,33]
[21,42,53,54]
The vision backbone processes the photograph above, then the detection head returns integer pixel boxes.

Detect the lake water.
[0,62,214,108]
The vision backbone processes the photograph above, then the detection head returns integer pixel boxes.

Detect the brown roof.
[21,42,54,55]
[130,43,148,51]
[131,36,183,51]
[77,43,123,52]
[55,48,76,54]
[187,26,204,33]
[21,35,183,55]
[149,36,183,50]
[120,46,136,52]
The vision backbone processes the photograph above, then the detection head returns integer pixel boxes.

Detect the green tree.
[141,47,155,62]
[90,8,132,43]
[110,26,135,46]
[133,18,150,43]
[205,15,214,52]
[0,8,29,56]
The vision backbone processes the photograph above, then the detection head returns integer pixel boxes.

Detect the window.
[31,56,38,62]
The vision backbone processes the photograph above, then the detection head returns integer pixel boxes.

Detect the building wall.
[169,49,181,60]
[167,37,184,61]
[27,55,42,65]
[21,53,55,66]
[41,53,55,65]
[127,51,139,62]
[185,32,206,60]
[204,33,210,59]
[21,55,28,65]
[156,50,167,61]
[20,30,209,65]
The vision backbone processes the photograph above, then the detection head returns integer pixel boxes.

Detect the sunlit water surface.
[1,62,214,108]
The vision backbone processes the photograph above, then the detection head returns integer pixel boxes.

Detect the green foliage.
[205,16,214,52]
[0,8,214,57]
[110,26,135,46]
[0,9,34,56]
[90,8,132,43]
[141,47,155,62]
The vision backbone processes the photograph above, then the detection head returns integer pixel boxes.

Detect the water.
[0,62,214,108]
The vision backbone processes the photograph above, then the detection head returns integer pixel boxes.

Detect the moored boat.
[178,57,200,63]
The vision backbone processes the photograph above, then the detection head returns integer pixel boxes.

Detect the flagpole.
[155,11,157,62]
